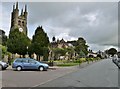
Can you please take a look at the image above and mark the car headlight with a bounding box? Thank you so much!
[45,64,49,67]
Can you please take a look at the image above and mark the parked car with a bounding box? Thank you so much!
[112,58,120,69]
[0,61,9,70]
[12,58,49,71]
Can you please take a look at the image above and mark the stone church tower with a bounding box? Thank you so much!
[10,2,28,35]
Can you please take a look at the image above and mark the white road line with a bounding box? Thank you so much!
[28,69,79,89]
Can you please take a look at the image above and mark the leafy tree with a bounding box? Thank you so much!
[0,31,7,46]
[0,45,12,63]
[66,47,75,60]
[0,45,7,59]
[28,43,34,58]
[43,47,49,61]
[108,48,117,56]
[31,26,49,61]
[75,37,89,56]
[53,48,67,60]
[2,35,7,46]
[79,50,85,57]
[7,28,30,57]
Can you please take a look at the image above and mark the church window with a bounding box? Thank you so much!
[22,21,24,26]
[18,20,21,26]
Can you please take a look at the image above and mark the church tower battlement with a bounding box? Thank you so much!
[10,2,28,35]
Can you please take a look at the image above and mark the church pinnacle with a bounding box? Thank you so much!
[21,8,23,16]
[13,3,15,11]
[10,2,28,35]
[25,4,27,12]
[16,2,18,10]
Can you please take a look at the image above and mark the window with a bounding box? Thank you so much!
[22,59,28,63]
[15,59,22,63]
[29,59,36,63]
[22,21,24,26]
[18,20,21,26]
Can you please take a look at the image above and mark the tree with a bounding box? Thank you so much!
[0,45,7,59]
[43,47,49,61]
[75,37,89,56]
[28,43,34,58]
[66,47,75,60]
[52,48,67,60]
[0,30,7,46]
[31,26,49,61]
[108,48,117,57]
[7,28,30,57]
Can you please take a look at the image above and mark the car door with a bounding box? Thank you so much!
[22,59,30,69]
[28,59,38,69]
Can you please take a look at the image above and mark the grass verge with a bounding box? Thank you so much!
[57,63,79,67]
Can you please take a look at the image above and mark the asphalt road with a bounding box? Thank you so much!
[1,58,119,88]
[2,65,78,87]
[37,58,119,87]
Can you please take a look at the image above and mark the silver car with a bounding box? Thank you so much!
[0,61,9,70]
[112,58,120,69]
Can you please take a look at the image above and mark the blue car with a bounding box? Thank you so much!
[12,58,49,71]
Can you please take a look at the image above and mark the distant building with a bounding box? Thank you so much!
[51,37,70,48]
[10,2,28,35]
[87,50,97,57]
[96,50,107,58]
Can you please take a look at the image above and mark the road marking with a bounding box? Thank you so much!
[28,68,79,89]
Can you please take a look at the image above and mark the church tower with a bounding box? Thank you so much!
[10,2,28,35]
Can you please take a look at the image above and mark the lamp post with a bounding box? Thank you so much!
[26,46,28,57]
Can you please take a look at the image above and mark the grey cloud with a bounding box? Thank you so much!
[1,2,118,51]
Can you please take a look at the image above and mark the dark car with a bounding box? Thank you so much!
[12,58,49,71]
[112,58,120,69]
[0,61,9,70]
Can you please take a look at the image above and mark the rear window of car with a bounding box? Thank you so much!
[15,59,22,63]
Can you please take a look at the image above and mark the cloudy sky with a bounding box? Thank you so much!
[0,0,119,52]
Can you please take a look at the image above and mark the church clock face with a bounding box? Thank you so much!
[19,28,23,32]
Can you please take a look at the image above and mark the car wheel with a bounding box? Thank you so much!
[39,66,44,71]
[16,66,22,71]
[0,65,2,71]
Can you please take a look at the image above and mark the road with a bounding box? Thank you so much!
[37,58,119,87]
[2,65,78,87]
[1,58,119,88]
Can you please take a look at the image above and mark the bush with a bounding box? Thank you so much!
[57,63,79,67]
[74,58,86,63]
